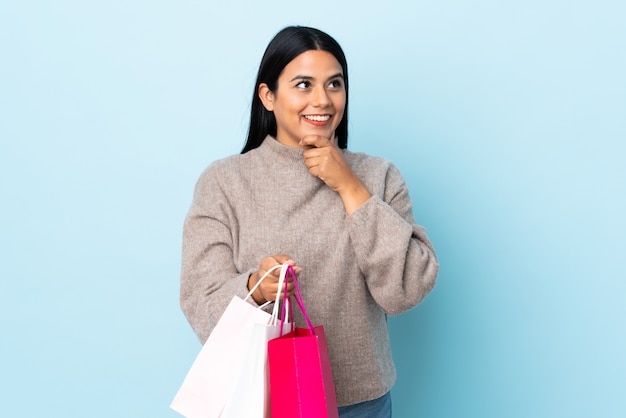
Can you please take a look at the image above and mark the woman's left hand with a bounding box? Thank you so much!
[300,134,372,215]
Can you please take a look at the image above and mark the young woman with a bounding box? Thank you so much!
[180,26,439,417]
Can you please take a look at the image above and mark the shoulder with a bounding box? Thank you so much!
[193,152,250,194]
[343,149,409,200]
[198,153,239,179]
[343,149,403,180]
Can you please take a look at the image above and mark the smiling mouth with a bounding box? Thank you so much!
[303,114,331,122]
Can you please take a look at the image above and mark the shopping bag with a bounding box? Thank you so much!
[268,266,339,418]
[170,264,292,418]
[221,265,293,418]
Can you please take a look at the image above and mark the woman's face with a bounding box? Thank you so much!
[259,50,346,148]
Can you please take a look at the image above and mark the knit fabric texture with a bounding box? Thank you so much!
[180,136,439,406]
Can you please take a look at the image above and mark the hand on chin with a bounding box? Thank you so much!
[300,129,335,146]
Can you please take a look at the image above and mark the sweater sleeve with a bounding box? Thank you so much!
[346,163,439,315]
[179,165,258,343]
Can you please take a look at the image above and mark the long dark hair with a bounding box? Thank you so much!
[241,26,349,153]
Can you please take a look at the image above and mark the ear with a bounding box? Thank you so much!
[258,83,275,111]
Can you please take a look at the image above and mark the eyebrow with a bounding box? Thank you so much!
[289,72,344,82]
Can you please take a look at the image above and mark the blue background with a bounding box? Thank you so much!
[1,1,624,417]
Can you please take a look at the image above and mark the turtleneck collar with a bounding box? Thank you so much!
[261,135,306,162]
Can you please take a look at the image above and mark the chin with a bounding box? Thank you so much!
[305,128,335,139]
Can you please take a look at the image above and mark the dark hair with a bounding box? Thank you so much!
[241,26,349,153]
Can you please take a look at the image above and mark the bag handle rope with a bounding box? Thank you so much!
[244,263,291,325]
[279,265,315,336]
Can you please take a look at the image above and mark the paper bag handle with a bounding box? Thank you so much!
[244,264,281,302]
[244,263,293,325]
[270,264,292,325]
[279,265,315,335]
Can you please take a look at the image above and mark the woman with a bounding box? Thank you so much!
[180,26,438,417]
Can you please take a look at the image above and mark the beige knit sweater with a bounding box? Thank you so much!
[180,136,438,406]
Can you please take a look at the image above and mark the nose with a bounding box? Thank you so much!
[312,86,331,108]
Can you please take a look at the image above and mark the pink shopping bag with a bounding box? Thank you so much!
[267,266,339,418]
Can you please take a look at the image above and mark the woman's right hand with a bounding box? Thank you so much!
[247,254,300,305]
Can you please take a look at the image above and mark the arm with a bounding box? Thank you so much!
[180,166,298,343]
[347,163,439,315]
[300,135,438,313]
[179,167,252,343]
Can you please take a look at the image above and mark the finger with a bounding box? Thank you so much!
[272,254,296,264]
[260,255,288,274]
[302,149,327,173]
[299,135,333,149]
[271,255,299,274]
[303,151,332,179]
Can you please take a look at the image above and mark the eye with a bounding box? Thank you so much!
[295,80,311,89]
[328,79,343,89]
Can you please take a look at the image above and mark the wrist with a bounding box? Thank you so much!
[247,272,267,305]
[338,177,371,215]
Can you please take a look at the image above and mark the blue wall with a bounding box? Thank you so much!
[1,1,624,417]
